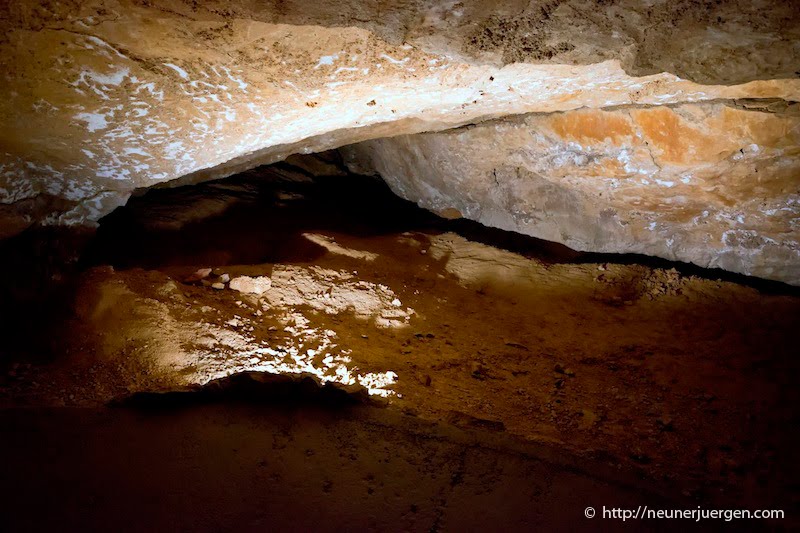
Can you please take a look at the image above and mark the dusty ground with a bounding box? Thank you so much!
[1,402,686,532]
[1,165,798,529]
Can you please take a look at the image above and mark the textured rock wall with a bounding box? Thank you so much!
[0,0,798,281]
[343,103,800,284]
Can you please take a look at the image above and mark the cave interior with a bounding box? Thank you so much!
[1,0,799,530]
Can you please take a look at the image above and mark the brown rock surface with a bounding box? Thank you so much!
[343,103,800,283]
[1,0,798,281]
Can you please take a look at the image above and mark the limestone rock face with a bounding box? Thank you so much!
[343,103,800,284]
[1,0,799,281]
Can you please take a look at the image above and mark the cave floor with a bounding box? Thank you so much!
[1,166,798,530]
[1,403,681,532]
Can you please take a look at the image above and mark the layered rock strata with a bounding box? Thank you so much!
[1,0,798,281]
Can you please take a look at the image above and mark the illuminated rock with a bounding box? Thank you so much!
[1,0,798,280]
[229,276,272,295]
[343,102,800,284]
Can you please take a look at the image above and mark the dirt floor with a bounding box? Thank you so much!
[1,400,688,532]
[1,162,798,530]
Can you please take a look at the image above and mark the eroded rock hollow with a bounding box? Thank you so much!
[3,2,800,529]
[1,0,799,280]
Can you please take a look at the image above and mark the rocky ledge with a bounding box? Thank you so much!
[1,0,798,282]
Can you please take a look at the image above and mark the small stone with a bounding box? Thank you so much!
[391,298,402,307]
[229,275,272,295]
[219,273,230,283]
[211,282,225,290]
[185,267,212,282]
[505,341,529,350]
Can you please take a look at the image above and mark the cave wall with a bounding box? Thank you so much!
[1,0,798,281]
[342,103,800,283]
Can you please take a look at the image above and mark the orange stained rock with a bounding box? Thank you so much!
[715,106,800,150]
[547,109,634,145]
[630,107,725,165]
[629,106,800,166]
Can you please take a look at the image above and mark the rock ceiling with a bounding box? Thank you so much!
[1,0,798,282]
